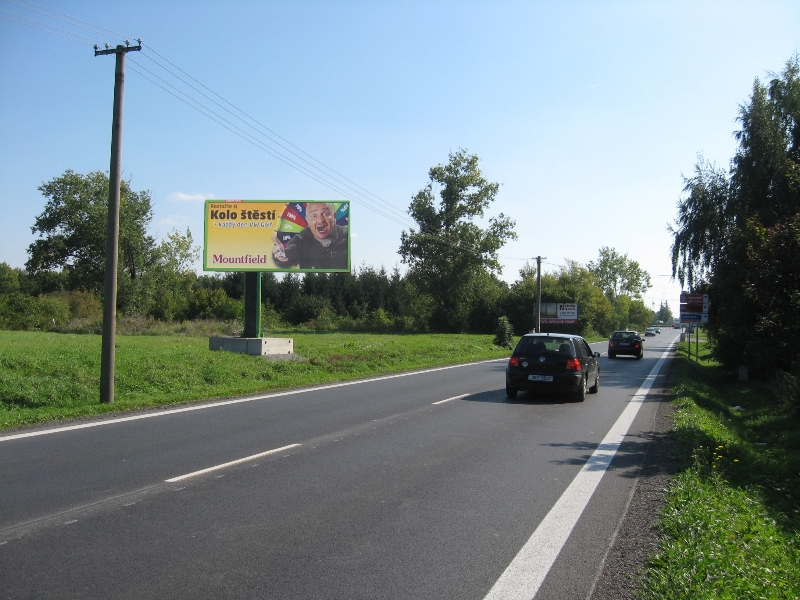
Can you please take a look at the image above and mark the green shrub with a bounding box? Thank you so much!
[493,315,515,348]
[48,290,102,320]
[0,292,70,330]
[186,288,242,321]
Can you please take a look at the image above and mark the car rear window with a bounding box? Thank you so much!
[612,331,636,339]
[514,337,575,356]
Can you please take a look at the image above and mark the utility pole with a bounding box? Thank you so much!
[534,255,546,333]
[95,40,141,404]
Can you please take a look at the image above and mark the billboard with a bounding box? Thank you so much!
[540,302,578,325]
[204,200,350,272]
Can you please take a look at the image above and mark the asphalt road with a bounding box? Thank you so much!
[0,332,680,599]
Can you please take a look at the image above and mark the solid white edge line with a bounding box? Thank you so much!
[432,394,468,405]
[165,443,301,482]
[0,358,508,443]
[482,343,676,600]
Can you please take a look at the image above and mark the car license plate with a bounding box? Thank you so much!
[620,342,630,346]
[528,375,553,382]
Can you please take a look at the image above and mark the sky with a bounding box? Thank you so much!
[1,0,799,315]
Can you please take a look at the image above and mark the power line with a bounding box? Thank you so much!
[134,50,414,226]
[3,1,414,227]
[4,0,131,40]
[0,8,105,43]
[3,2,525,272]
[125,62,410,228]
[141,46,414,225]
[0,12,90,45]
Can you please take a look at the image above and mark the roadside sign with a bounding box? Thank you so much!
[680,293,709,304]
[540,302,578,325]
[682,303,709,314]
[680,312,709,323]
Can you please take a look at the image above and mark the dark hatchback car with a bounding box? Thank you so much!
[505,333,601,401]
[608,330,644,359]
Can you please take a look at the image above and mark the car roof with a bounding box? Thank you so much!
[520,333,582,339]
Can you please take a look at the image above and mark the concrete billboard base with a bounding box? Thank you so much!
[209,336,294,356]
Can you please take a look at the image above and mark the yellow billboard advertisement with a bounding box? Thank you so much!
[204,200,350,272]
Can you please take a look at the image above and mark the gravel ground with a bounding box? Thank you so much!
[588,368,680,600]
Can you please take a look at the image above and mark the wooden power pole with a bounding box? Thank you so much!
[535,255,546,333]
[95,41,141,404]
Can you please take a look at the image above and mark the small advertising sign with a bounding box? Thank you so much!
[204,200,350,272]
[540,302,578,324]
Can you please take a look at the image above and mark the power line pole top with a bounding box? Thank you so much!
[94,40,142,56]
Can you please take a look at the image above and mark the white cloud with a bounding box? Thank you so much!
[168,191,215,202]
[158,216,191,227]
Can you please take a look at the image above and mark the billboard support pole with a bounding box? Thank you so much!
[695,324,699,365]
[243,272,262,337]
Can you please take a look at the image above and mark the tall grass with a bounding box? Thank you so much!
[0,330,510,429]
[641,341,800,598]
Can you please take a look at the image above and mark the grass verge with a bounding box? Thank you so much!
[640,341,800,599]
[0,330,510,430]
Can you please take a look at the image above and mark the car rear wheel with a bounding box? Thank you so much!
[506,385,518,399]
[637,350,643,360]
[609,352,616,359]
[574,376,586,402]
[589,371,599,394]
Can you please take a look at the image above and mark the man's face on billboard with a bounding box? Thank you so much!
[307,203,335,241]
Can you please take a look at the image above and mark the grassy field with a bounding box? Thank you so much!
[641,341,800,599]
[0,330,511,429]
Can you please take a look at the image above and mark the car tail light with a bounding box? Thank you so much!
[634,342,640,348]
[565,358,581,370]
[508,356,519,367]
[609,341,615,348]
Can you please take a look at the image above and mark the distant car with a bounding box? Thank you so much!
[608,330,644,359]
[505,333,600,401]
[655,327,661,334]
[645,327,657,337]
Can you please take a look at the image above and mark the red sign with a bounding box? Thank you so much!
[682,303,708,313]
[680,293,708,304]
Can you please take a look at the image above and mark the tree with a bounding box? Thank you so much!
[26,170,155,292]
[139,229,200,320]
[0,262,20,295]
[655,300,674,323]
[669,157,731,290]
[399,149,516,331]
[587,247,651,302]
[671,55,800,372]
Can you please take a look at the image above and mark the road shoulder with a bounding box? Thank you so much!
[589,369,679,599]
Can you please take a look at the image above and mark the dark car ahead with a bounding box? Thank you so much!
[505,333,600,401]
[608,330,643,359]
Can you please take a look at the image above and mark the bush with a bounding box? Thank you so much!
[287,294,334,325]
[775,369,800,416]
[48,290,102,319]
[0,292,70,331]
[186,288,242,321]
[493,315,515,348]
